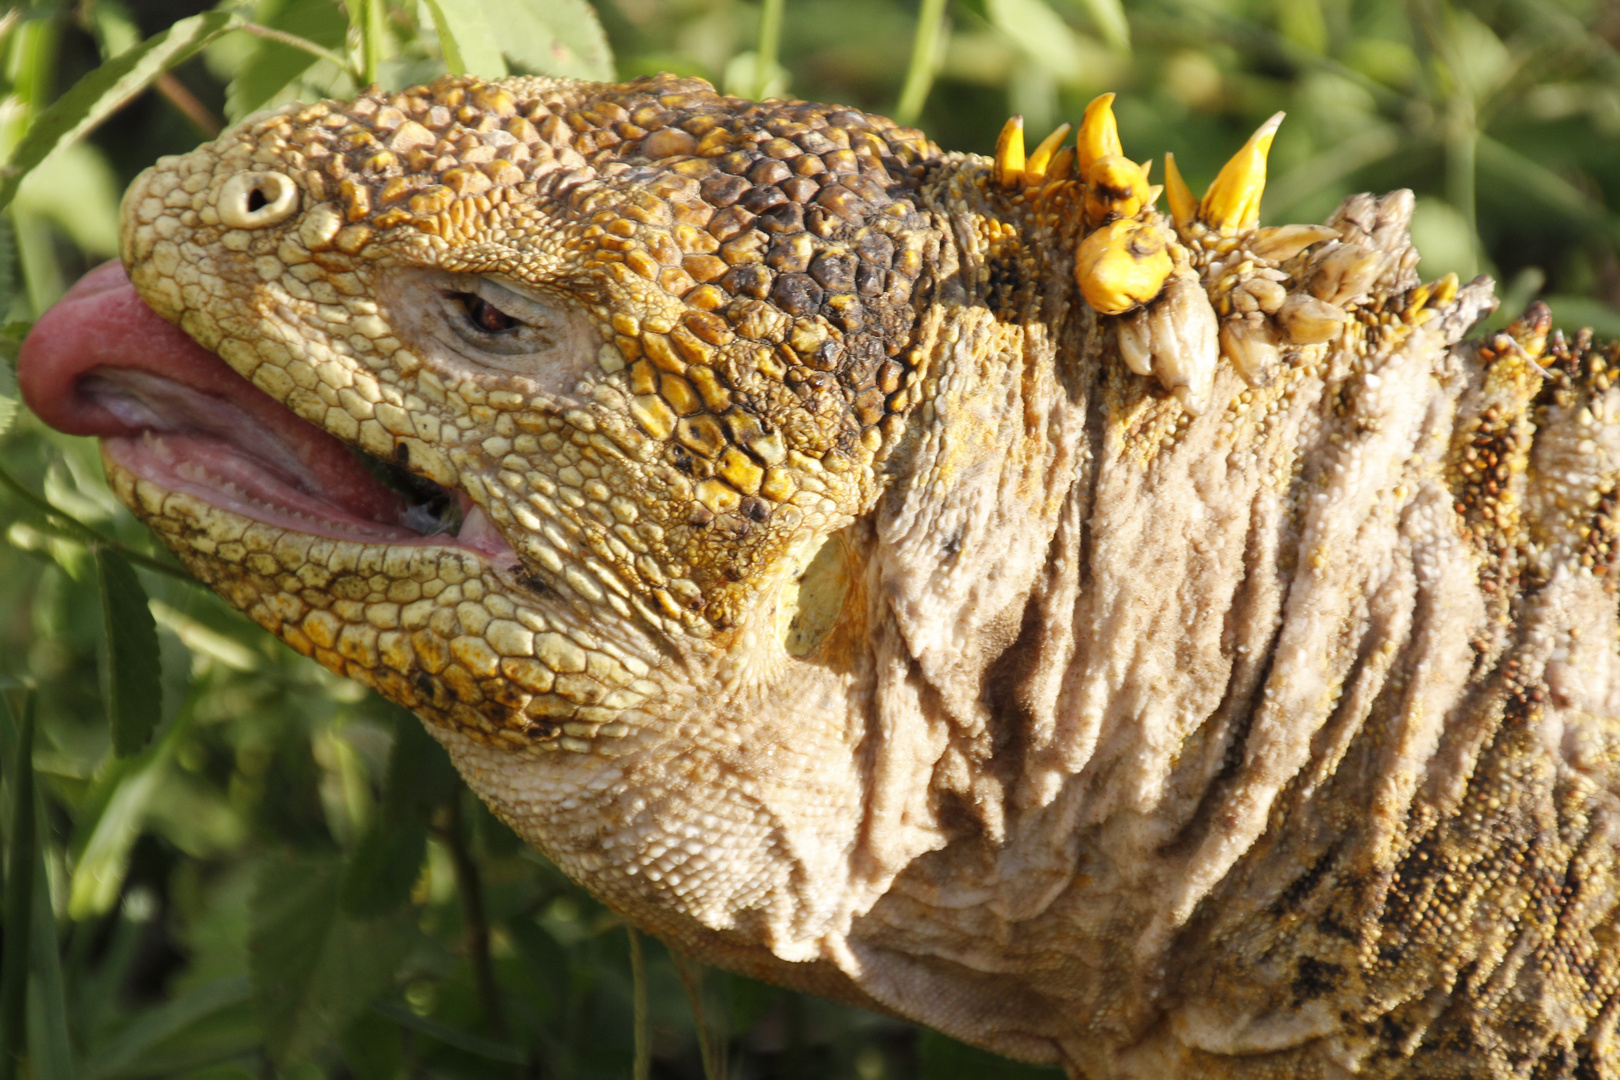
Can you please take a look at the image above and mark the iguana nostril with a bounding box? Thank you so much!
[217,171,298,229]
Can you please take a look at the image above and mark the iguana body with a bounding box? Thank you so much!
[19,74,1620,1077]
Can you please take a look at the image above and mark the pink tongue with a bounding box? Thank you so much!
[18,261,404,522]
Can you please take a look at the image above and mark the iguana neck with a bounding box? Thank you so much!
[428,151,1100,978]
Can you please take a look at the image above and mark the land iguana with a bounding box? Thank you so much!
[18,74,1620,1078]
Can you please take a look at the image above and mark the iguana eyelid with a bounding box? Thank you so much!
[376,267,597,393]
[437,275,561,357]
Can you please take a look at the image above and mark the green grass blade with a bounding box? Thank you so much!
[0,11,243,212]
[26,862,73,1080]
[896,0,948,124]
[96,548,163,758]
[339,0,382,86]
[0,691,36,1080]
[1476,134,1620,249]
[67,745,167,919]
[359,0,385,86]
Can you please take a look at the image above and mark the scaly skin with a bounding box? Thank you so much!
[54,73,1620,1075]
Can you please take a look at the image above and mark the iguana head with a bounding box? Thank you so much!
[27,76,946,728]
[22,71,991,971]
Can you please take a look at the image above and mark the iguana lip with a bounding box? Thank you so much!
[19,261,513,557]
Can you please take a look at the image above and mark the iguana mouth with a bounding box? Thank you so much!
[18,260,513,559]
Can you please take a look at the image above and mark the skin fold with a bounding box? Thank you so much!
[18,74,1620,1078]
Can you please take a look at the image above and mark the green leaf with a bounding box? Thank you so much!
[1070,0,1129,54]
[0,11,243,212]
[1477,135,1620,249]
[340,712,457,917]
[250,857,414,1066]
[337,1009,403,1080]
[81,977,251,1080]
[896,0,949,124]
[67,741,171,918]
[481,0,613,81]
[420,0,507,78]
[86,0,144,60]
[96,547,164,757]
[15,140,123,258]
[722,52,789,101]
[66,689,192,922]
[226,0,349,120]
[986,0,1083,78]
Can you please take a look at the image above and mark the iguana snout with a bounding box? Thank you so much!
[20,261,468,543]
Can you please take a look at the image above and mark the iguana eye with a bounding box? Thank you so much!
[451,292,521,335]
[435,277,562,356]
[384,268,598,387]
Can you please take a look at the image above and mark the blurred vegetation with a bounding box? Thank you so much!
[6,0,1620,1077]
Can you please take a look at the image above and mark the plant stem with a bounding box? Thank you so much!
[0,462,199,583]
[240,21,361,80]
[896,0,948,125]
[154,73,221,136]
[356,0,385,86]
[754,0,785,100]
[673,951,725,1080]
[442,794,509,1040]
[628,927,650,1080]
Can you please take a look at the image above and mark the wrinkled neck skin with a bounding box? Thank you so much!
[439,158,1620,1077]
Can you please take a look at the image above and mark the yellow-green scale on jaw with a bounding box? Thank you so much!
[53,67,1620,1078]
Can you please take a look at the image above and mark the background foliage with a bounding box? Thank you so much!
[5,0,1620,1077]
